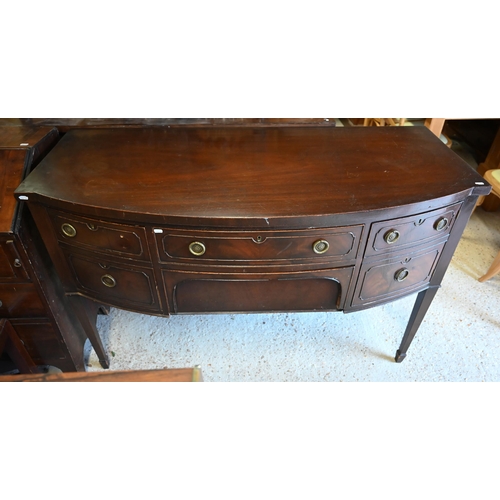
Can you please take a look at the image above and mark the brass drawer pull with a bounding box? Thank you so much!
[394,268,410,282]
[384,229,400,244]
[87,223,98,231]
[101,274,117,288]
[61,223,77,238]
[434,217,449,231]
[189,241,206,256]
[313,239,329,254]
[13,259,22,268]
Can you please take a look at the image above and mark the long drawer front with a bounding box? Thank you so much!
[163,267,354,313]
[155,226,363,264]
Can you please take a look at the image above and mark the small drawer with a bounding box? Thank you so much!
[155,226,363,264]
[0,283,46,318]
[66,253,161,313]
[365,203,461,256]
[352,242,445,307]
[0,240,29,280]
[47,210,150,261]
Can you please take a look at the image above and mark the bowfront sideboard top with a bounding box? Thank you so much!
[15,126,491,367]
[16,126,488,225]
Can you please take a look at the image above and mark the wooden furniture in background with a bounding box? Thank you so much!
[477,127,500,212]
[478,168,500,282]
[16,126,490,364]
[363,118,406,127]
[425,118,446,138]
[0,366,202,382]
[0,127,99,372]
[0,318,40,374]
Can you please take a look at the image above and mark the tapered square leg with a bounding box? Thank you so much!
[395,287,439,363]
[70,296,110,369]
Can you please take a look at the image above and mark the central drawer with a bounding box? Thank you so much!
[155,225,363,264]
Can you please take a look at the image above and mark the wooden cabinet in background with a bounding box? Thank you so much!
[0,127,98,372]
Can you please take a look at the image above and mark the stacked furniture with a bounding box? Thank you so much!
[0,127,100,372]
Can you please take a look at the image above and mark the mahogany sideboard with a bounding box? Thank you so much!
[15,126,491,367]
[0,127,102,372]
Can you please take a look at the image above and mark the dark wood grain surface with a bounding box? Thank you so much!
[0,127,57,150]
[16,126,489,227]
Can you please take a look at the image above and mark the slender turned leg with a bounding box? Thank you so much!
[395,287,439,363]
[70,296,110,369]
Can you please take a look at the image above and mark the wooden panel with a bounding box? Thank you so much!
[10,320,68,366]
[0,149,27,233]
[0,318,40,374]
[158,226,362,263]
[170,267,354,313]
[66,253,160,312]
[0,127,58,151]
[48,210,150,260]
[0,367,202,382]
[20,118,337,131]
[0,283,45,317]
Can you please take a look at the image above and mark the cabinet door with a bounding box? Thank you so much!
[163,267,354,313]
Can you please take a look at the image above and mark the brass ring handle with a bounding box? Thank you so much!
[394,268,410,282]
[434,217,449,231]
[101,274,116,288]
[313,240,329,254]
[61,223,77,238]
[189,241,206,256]
[384,229,400,244]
